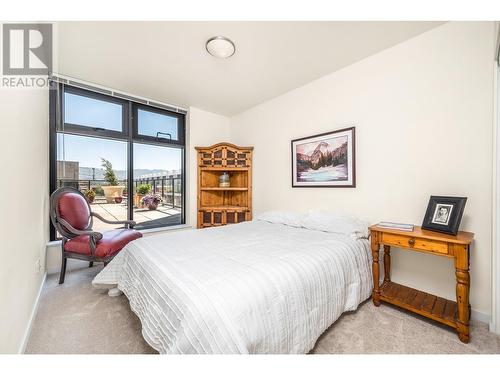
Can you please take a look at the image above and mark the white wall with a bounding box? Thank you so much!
[0,88,49,353]
[187,107,231,226]
[494,32,500,333]
[230,22,496,318]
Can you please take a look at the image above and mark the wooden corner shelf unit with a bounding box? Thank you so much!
[196,143,253,228]
[369,225,474,343]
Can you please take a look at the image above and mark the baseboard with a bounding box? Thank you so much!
[46,258,89,275]
[490,321,496,333]
[18,272,46,354]
[471,308,490,325]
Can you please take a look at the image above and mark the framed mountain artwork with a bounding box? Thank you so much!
[291,127,355,187]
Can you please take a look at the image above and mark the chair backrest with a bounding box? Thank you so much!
[50,187,93,239]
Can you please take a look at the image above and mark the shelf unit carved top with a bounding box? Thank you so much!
[196,143,253,169]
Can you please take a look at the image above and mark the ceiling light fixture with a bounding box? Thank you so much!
[206,36,236,59]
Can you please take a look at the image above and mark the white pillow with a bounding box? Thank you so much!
[301,211,369,239]
[255,210,305,228]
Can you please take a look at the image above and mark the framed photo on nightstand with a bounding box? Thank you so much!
[421,196,467,235]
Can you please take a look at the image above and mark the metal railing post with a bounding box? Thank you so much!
[171,177,175,208]
[161,177,165,203]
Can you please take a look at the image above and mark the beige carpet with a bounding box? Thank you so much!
[26,266,500,354]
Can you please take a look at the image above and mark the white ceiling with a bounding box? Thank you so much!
[56,21,444,116]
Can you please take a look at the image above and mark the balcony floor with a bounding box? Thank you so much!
[90,198,182,231]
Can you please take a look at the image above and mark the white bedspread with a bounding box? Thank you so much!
[92,220,372,354]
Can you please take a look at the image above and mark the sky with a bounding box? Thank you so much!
[65,92,122,132]
[59,92,182,172]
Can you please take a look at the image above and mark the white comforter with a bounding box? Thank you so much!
[92,220,372,354]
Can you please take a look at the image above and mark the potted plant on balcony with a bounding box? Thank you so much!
[116,188,128,204]
[84,189,96,203]
[94,185,104,197]
[134,184,152,208]
[100,158,125,203]
[141,193,162,210]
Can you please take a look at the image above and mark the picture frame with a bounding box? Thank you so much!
[421,196,467,235]
[291,127,355,187]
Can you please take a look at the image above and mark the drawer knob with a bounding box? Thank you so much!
[408,238,416,246]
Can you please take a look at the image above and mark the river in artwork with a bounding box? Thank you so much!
[297,164,348,182]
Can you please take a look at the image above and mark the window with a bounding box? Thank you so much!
[50,82,186,239]
[62,86,127,134]
[135,106,182,142]
[64,91,124,132]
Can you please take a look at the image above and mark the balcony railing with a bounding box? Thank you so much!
[134,175,182,209]
[57,175,182,209]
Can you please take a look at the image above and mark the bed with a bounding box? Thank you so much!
[92,212,373,354]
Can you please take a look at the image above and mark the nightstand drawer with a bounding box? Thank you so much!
[381,232,448,255]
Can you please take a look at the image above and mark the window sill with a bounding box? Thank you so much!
[139,224,191,235]
[46,224,192,246]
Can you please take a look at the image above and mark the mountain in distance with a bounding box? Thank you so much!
[296,141,347,172]
[309,141,330,167]
[78,167,177,181]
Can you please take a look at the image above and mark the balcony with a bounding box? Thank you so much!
[57,175,182,232]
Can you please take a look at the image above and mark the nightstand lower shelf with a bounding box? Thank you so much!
[379,281,457,328]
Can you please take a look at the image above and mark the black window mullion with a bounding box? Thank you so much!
[58,124,129,141]
[127,102,134,222]
[49,81,58,241]
[181,144,186,224]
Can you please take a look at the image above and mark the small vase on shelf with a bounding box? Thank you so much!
[219,172,230,188]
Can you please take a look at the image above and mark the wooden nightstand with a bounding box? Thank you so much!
[369,225,474,343]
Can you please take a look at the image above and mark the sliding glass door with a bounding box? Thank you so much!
[132,143,183,230]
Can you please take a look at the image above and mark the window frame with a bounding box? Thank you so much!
[49,82,186,240]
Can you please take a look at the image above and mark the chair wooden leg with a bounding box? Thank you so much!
[89,261,93,268]
[59,256,67,284]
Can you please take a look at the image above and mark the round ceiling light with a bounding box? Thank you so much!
[206,36,236,58]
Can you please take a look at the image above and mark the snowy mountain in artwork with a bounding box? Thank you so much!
[296,136,348,182]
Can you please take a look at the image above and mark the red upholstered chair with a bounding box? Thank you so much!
[49,187,142,284]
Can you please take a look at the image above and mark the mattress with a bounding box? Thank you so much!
[92,220,373,353]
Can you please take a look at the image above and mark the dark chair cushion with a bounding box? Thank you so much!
[64,229,142,258]
[58,192,91,230]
